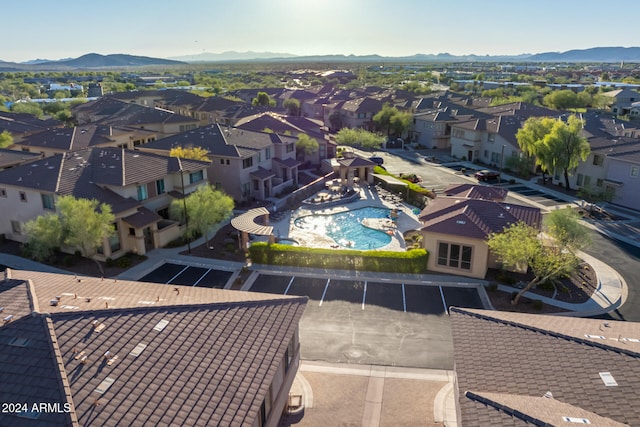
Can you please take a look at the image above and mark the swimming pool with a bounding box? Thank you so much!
[293,207,392,250]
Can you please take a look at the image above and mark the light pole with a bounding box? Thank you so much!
[179,168,191,254]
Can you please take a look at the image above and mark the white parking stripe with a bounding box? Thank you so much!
[439,286,448,315]
[318,278,330,306]
[402,283,407,313]
[284,276,295,295]
[166,265,190,284]
[362,281,367,310]
[192,269,211,287]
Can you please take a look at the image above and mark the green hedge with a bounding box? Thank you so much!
[249,242,428,274]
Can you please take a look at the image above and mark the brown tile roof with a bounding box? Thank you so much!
[1,270,307,427]
[419,198,542,239]
[442,184,508,201]
[122,207,162,228]
[0,111,62,135]
[0,147,208,214]
[451,308,640,426]
[0,147,41,169]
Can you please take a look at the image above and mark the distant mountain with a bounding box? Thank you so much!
[39,53,185,68]
[169,51,298,62]
[3,47,640,69]
[527,47,640,62]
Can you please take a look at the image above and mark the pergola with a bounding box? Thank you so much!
[230,207,274,251]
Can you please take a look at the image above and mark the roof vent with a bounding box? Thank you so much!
[91,320,106,332]
[153,319,169,332]
[562,417,591,424]
[3,315,13,323]
[130,343,147,357]
[456,220,466,224]
[50,299,59,306]
[95,377,115,394]
[599,372,618,387]
[8,337,30,347]
[543,391,553,399]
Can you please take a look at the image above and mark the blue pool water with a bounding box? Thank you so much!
[294,207,392,250]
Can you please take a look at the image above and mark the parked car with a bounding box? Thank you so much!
[369,156,384,165]
[474,170,500,181]
[400,173,422,183]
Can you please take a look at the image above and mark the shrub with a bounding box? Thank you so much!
[486,283,499,292]
[117,257,131,268]
[105,257,115,268]
[248,243,428,274]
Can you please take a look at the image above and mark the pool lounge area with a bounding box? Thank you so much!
[265,184,423,252]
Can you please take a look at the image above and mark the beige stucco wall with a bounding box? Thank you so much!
[422,231,489,279]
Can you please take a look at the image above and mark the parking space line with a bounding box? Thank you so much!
[439,286,448,315]
[192,269,211,287]
[284,276,295,295]
[166,266,190,284]
[318,278,330,306]
[402,283,407,313]
[362,281,367,310]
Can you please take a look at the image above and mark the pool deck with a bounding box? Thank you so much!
[267,185,423,251]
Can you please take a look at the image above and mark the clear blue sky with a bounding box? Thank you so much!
[3,0,638,62]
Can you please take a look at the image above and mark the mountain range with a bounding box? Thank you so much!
[1,47,639,70]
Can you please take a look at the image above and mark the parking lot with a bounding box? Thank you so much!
[248,273,486,369]
[139,262,234,289]
[136,258,487,370]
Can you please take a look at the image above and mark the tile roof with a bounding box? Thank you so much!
[0,269,307,427]
[122,207,162,228]
[140,124,297,159]
[0,147,208,214]
[0,111,62,135]
[0,147,41,169]
[16,124,148,152]
[451,308,640,426]
[419,197,541,239]
[442,184,508,201]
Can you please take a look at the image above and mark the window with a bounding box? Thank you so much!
[258,152,261,162]
[596,178,604,187]
[286,143,294,153]
[483,150,488,158]
[576,174,584,186]
[265,147,271,160]
[242,157,254,169]
[220,158,224,165]
[19,192,27,202]
[593,154,604,166]
[189,170,204,184]
[226,159,230,165]
[11,220,21,235]
[487,133,495,142]
[0,188,6,197]
[437,242,472,270]
[41,194,55,210]
[155,179,165,195]
[136,185,148,201]
[631,166,639,178]
[242,182,250,198]
[583,175,591,187]
[108,223,121,253]
[253,179,259,191]
[452,129,465,138]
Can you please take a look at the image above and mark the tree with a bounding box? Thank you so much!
[169,146,211,162]
[372,104,396,136]
[296,133,318,160]
[389,110,412,138]
[11,102,43,118]
[283,98,300,116]
[544,207,591,253]
[0,130,13,148]
[516,117,557,182]
[57,196,115,274]
[334,128,385,150]
[252,91,276,107]
[545,115,591,190]
[488,221,579,305]
[24,213,62,262]
[169,185,234,247]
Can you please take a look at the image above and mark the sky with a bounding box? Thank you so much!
[2,0,639,62]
